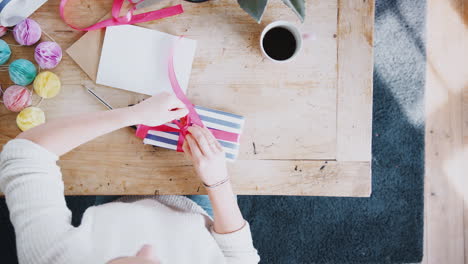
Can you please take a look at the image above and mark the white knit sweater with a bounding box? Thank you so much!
[0,139,260,264]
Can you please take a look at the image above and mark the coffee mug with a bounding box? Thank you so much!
[260,21,302,63]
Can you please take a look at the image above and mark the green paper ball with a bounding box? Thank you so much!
[0,39,11,65]
[9,59,37,86]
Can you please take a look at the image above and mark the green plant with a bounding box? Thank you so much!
[237,0,305,23]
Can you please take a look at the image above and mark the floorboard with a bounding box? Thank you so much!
[425,0,467,263]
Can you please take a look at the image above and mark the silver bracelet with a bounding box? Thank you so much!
[203,177,230,189]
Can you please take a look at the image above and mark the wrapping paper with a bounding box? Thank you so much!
[142,106,244,161]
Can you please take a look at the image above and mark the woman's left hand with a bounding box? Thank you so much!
[183,125,228,186]
[129,92,188,126]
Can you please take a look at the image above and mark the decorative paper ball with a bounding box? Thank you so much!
[33,71,61,98]
[0,39,11,65]
[0,26,7,37]
[3,85,32,112]
[34,41,62,69]
[13,18,42,46]
[16,107,45,132]
[9,59,37,86]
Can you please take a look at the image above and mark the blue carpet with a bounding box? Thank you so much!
[0,0,425,263]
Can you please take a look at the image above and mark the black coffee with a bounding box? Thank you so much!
[262,27,297,61]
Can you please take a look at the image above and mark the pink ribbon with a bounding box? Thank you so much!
[60,0,183,31]
[136,38,240,152]
[136,121,239,152]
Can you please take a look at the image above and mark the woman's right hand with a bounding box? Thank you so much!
[182,125,228,186]
[129,92,188,126]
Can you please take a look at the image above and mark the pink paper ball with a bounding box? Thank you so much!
[3,85,32,112]
[35,41,62,69]
[13,19,42,46]
[0,26,7,37]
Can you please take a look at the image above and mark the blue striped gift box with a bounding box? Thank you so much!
[143,106,245,161]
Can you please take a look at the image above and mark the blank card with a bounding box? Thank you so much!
[96,25,197,95]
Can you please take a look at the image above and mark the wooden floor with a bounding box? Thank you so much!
[423,0,467,263]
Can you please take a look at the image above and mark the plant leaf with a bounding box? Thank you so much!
[282,0,306,22]
[237,0,269,23]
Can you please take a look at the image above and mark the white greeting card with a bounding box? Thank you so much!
[97,25,197,95]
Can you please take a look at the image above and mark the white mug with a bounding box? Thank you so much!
[260,21,303,63]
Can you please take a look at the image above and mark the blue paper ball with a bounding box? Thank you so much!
[0,39,11,65]
[9,59,37,86]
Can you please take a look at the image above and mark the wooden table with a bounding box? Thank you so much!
[0,0,374,196]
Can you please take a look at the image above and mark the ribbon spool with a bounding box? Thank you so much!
[60,0,183,31]
[13,18,42,46]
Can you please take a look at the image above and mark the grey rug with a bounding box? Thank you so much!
[238,0,426,263]
[0,0,425,263]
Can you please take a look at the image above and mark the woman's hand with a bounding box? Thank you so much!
[183,126,246,235]
[129,92,188,126]
[182,125,228,186]
[15,92,188,157]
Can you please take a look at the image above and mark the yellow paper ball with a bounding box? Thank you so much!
[33,71,61,98]
[16,107,45,131]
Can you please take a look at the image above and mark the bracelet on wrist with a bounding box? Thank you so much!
[203,176,230,189]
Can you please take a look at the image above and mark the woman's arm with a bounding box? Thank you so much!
[183,126,260,263]
[17,92,187,156]
[0,93,188,264]
[0,139,91,264]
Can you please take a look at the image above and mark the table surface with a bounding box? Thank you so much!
[0,0,374,196]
